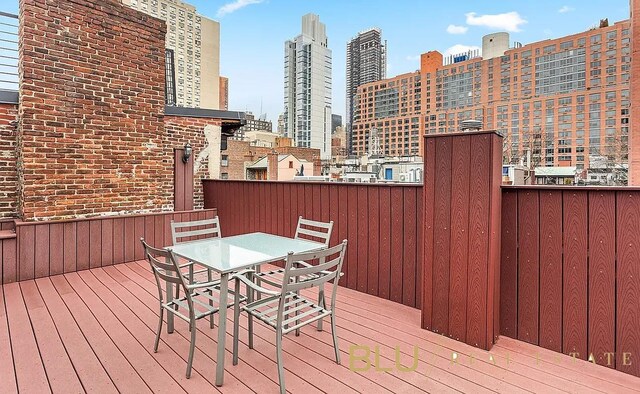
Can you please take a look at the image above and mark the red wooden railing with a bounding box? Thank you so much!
[204,179,640,377]
[500,186,640,377]
[1,209,216,284]
[203,180,424,308]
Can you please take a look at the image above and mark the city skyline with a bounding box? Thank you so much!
[3,1,630,124]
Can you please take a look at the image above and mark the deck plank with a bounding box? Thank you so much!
[62,272,186,394]
[3,282,51,393]
[35,277,118,394]
[48,275,152,394]
[0,285,18,393]
[19,280,84,394]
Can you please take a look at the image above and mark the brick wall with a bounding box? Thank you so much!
[223,139,320,180]
[18,0,168,220]
[0,103,18,218]
[165,115,221,209]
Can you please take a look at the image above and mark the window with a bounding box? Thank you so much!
[165,49,177,105]
[221,155,229,167]
[221,173,229,180]
[289,161,294,168]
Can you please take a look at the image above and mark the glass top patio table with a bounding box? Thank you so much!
[168,232,326,274]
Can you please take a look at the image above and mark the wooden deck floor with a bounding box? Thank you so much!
[1,261,639,394]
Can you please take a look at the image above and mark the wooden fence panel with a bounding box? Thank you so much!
[448,135,470,341]
[538,190,563,352]
[616,191,640,377]
[500,190,518,339]
[500,186,640,377]
[562,191,588,359]
[1,209,216,285]
[517,190,539,345]
[588,191,616,367]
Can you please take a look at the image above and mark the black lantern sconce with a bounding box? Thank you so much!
[182,142,192,163]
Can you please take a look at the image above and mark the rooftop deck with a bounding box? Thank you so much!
[2,260,639,393]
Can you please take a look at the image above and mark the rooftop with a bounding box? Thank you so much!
[3,261,638,393]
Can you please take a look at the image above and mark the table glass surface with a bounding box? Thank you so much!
[167,232,325,274]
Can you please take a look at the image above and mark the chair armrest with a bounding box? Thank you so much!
[232,271,280,296]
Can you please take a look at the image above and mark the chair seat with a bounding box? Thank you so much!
[163,282,245,322]
[255,264,344,288]
[242,292,331,335]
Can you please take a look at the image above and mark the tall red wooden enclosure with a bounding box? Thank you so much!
[422,131,502,350]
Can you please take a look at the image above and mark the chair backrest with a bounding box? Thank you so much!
[281,240,348,299]
[141,238,190,304]
[171,216,221,245]
[294,216,333,246]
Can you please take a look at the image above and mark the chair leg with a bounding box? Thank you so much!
[186,317,197,378]
[154,306,164,353]
[330,313,340,365]
[233,279,241,366]
[294,291,300,336]
[317,285,325,331]
[276,331,286,394]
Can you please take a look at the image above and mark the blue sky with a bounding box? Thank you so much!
[5,1,630,124]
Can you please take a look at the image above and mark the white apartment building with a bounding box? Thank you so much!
[284,14,332,159]
[123,0,220,109]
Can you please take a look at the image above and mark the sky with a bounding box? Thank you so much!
[5,1,631,125]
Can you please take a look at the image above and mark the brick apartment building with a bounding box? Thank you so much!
[353,21,631,171]
[221,137,319,180]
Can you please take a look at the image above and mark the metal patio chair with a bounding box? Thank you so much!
[231,240,348,394]
[171,217,222,321]
[253,216,334,331]
[140,238,225,378]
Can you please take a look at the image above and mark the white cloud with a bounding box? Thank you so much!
[558,5,574,13]
[447,24,468,34]
[443,44,481,57]
[465,11,527,32]
[217,0,264,18]
[543,28,553,36]
[406,55,420,61]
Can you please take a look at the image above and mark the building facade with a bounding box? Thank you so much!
[346,28,387,154]
[353,21,631,171]
[219,76,229,110]
[123,0,220,109]
[352,71,425,156]
[284,14,332,159]
[235,112,273,138]
[331,113,342,133]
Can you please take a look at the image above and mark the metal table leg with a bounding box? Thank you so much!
[166,280,174,334]
[215,272,229,386]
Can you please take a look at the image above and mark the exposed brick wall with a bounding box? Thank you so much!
[222,139,320,180]
[0,103,18,218]
[18,0,168,220]
[164,116,221,209]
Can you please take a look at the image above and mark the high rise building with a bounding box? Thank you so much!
[331,114,342,133]
[353,21,631,171]
[346,28,387,154]
[219,76,229,110]
[123,0,220,109]
[284,14,332,159]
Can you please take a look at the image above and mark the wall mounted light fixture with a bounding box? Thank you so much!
[182,142,192,163]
